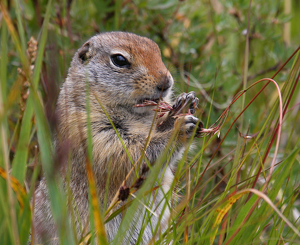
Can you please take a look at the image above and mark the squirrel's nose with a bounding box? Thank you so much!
[156,77,172,92]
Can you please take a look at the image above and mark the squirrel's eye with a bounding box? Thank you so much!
[111,54,130,68]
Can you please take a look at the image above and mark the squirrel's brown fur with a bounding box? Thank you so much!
[33,32,202,244]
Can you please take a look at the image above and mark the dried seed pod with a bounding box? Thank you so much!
[27,36,38,64]
[118,186,130,202]
[132,177,145,189]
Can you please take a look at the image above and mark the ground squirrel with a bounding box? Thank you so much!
[33,32,203,244]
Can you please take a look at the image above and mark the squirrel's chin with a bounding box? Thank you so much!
[132,105,156,115]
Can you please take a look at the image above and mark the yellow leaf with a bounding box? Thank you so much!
[0,166,27,209]
[210,193,244,245]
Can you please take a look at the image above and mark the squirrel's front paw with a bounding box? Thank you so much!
[171,91,199,116]
[175,114,203,138]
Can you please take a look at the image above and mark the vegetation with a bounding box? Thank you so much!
[0,0,300,244]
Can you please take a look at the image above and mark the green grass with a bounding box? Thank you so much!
[1,0,300,244]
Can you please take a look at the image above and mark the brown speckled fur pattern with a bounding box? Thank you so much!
[33,32,201,244]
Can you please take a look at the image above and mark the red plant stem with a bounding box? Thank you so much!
[286,101,300,113]
[191,46,300,198]
[173,46,300,243]
[271,46,300,79]
[186,47,300,233]
[189,89,255,197]
[177,207,186,227]
[282,71,300,117]
[218,213,228,245]
[249,69,300,192]
[225,63,300,244]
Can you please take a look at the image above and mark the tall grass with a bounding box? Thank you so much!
[1,0,300,244]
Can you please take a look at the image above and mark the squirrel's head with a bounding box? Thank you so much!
[67,32,173,113]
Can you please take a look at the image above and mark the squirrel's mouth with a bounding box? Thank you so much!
[137,97,163,104]
[133,97,163,108]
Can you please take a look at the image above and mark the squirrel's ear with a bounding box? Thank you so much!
[78,42,91,64]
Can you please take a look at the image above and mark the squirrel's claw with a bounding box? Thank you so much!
[171,91,199,116]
